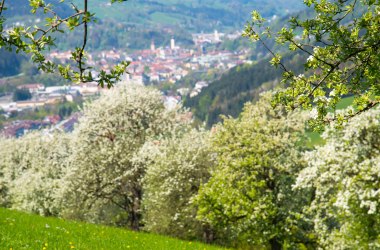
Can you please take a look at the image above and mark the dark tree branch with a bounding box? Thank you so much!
[78,0,88,82]
[0,0,5,16]
[326,100,380,123]
[290,40,335,68]
[257,36,290,74]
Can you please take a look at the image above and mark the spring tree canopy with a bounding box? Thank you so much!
[295,106,380,249]
[0,132,72,216]
[142,128,214,240]
[62,84,188,230]
[195,93,315,249]
[243,0,380,129]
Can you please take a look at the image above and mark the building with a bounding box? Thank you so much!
[17,84,44,94]
[16,100,46,109]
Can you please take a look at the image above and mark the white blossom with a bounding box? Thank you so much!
[309,107,319,119]
[297,106,380,248]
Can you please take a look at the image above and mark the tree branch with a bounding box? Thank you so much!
[0,0,5,16]
[35,11,85,42]
[325,100,380,123]
[290,40,335,68]
[257,36,290,74]
[78,0,88,82]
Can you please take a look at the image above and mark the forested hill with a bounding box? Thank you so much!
[2,0,306,50]
[0,49,26,78]
[3,0,72,21]
[184,52,307,127]
[75,0,305,32]
[3,0,305,32]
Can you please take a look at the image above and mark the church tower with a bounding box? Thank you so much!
[150,39,156,51]
[170,38,176,50]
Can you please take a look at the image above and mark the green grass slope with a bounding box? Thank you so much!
[0,208,225,250]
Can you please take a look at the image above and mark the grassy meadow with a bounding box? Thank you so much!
[0,208,225,250]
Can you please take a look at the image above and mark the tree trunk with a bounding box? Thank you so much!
[203,225,214,243]
[130,210,140,231]
[270,238,282,250]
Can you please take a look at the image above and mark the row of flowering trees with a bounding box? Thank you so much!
[1,85,379,248]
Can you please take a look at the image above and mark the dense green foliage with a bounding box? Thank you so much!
[0,208,224,250]
[244,0,380,127]
[195,93,314,248]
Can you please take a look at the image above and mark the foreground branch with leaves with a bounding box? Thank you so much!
[243,0,380,129]
[0,0,129,87]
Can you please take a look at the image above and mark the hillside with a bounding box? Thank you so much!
[0,208,226,250]
[0,49,26,78]
[1,0,306,51]
[86,0,305,32]
[4,0,305,33]
[184,52,307,127]
[3,0,72,22]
